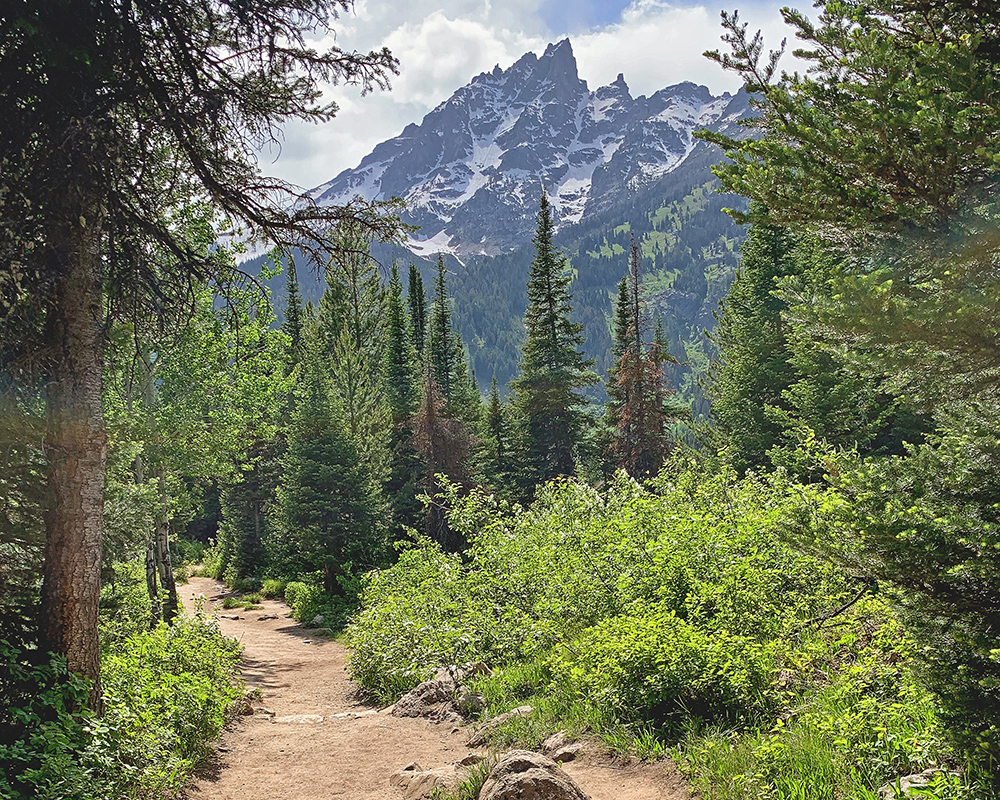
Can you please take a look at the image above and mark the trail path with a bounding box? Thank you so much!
[181,576,691,800]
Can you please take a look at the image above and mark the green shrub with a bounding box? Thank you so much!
[261,578,286,599]
[100,614,243,794]
[550,603,779,733]
[0,605,243,800]
[0,641,103,800]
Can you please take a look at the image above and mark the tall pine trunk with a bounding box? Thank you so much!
[39,195,107,713]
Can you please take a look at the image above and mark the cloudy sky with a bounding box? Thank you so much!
[263,0,799,189]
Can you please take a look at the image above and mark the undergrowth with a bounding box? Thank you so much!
[0,563,244,800]
[343,466,987,797]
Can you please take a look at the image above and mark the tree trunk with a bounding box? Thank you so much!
[155,472,178,623]
[39,197,107,713]
[133,454,161,627]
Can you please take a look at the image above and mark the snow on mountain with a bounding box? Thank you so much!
[308,39,742,260]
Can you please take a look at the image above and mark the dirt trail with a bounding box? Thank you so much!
[181,576,690,800]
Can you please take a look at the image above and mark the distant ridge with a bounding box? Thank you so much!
[306,39,746,260]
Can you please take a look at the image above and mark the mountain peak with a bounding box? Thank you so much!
[307,41,743,259]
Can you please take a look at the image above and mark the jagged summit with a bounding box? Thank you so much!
[308,39,743,259]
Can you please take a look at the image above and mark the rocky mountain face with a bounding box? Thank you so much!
[308,39,747,260]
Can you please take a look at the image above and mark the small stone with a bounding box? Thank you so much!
[253,706,276,716]
[272,714,324,724]
[551,743,583,763]
[257,614,279,621]
[459,754,484,766]
[311,614,324,626]
[455,690,486,716]
[878,770,961,799]
[389,763,463,800]
[541,731,570,754]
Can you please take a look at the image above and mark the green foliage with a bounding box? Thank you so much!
[276,343,387,594]
[511,194,598,487]
[0,643,96,800]
[261,578,287,599]
[550,607,778,735]
[347,467,844,717]
[0,605,242,800]
[676,600,961,799]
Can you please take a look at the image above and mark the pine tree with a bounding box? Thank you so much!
[707,215,798,474]
[411,373,473,551]
[384,264,417,423]
[605,238,675,480]
[408,263,428,361]
[475,375,515,494]
[382,264,423,536]
[318,224,390,479]
[511,194,597,486]
[427,256,457,405]
[278,343,385,595]
[282,258,305,366]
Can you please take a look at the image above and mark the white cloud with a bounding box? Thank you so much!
[265,1,797,190]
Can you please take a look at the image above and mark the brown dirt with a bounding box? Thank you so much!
[180,576,691,800]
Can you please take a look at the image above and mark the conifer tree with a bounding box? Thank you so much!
[512,194,597,486]
[605,238,675,480]
[707,214,798,474]
[278,338,385,595]
[318,223,390,479]
[475,375,515,493]
[408,264,428,361]
[382,264,423,535]
[282,259,305,366]
[411,373,473,551]
[428,256,458,405]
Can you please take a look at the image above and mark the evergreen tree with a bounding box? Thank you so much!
[605,238,675,480]
[318,224,390,479]
[382,264,424,536]
[475,375,516,495]
[428,257,458,405]
[282,258,304,366]
[511,194,597,487]
[707,214,798,474]
[407,263,428,361]
[278,343,385,595]
[384,264,418,422]
[411,373,473,551]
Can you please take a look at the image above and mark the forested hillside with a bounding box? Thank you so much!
[2,1,1000,799]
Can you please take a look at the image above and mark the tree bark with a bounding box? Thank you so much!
[133,453,161,627]
[39,195,107,713]
[155,472,178,622]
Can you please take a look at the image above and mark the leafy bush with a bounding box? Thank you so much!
[261,578,287,598]
[345,463,981,792]
[0,642,101,800]
[101,614,243,791]
[0,606,242,800]
[550,603,779,733]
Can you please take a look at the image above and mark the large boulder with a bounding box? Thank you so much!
[391,676,457,719]
[479,750,589,800]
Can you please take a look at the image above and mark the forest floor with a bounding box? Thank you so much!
[180,576,692,800]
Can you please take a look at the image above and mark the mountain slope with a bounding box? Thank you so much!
[252,39,751,419]
[308,39,745,262]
